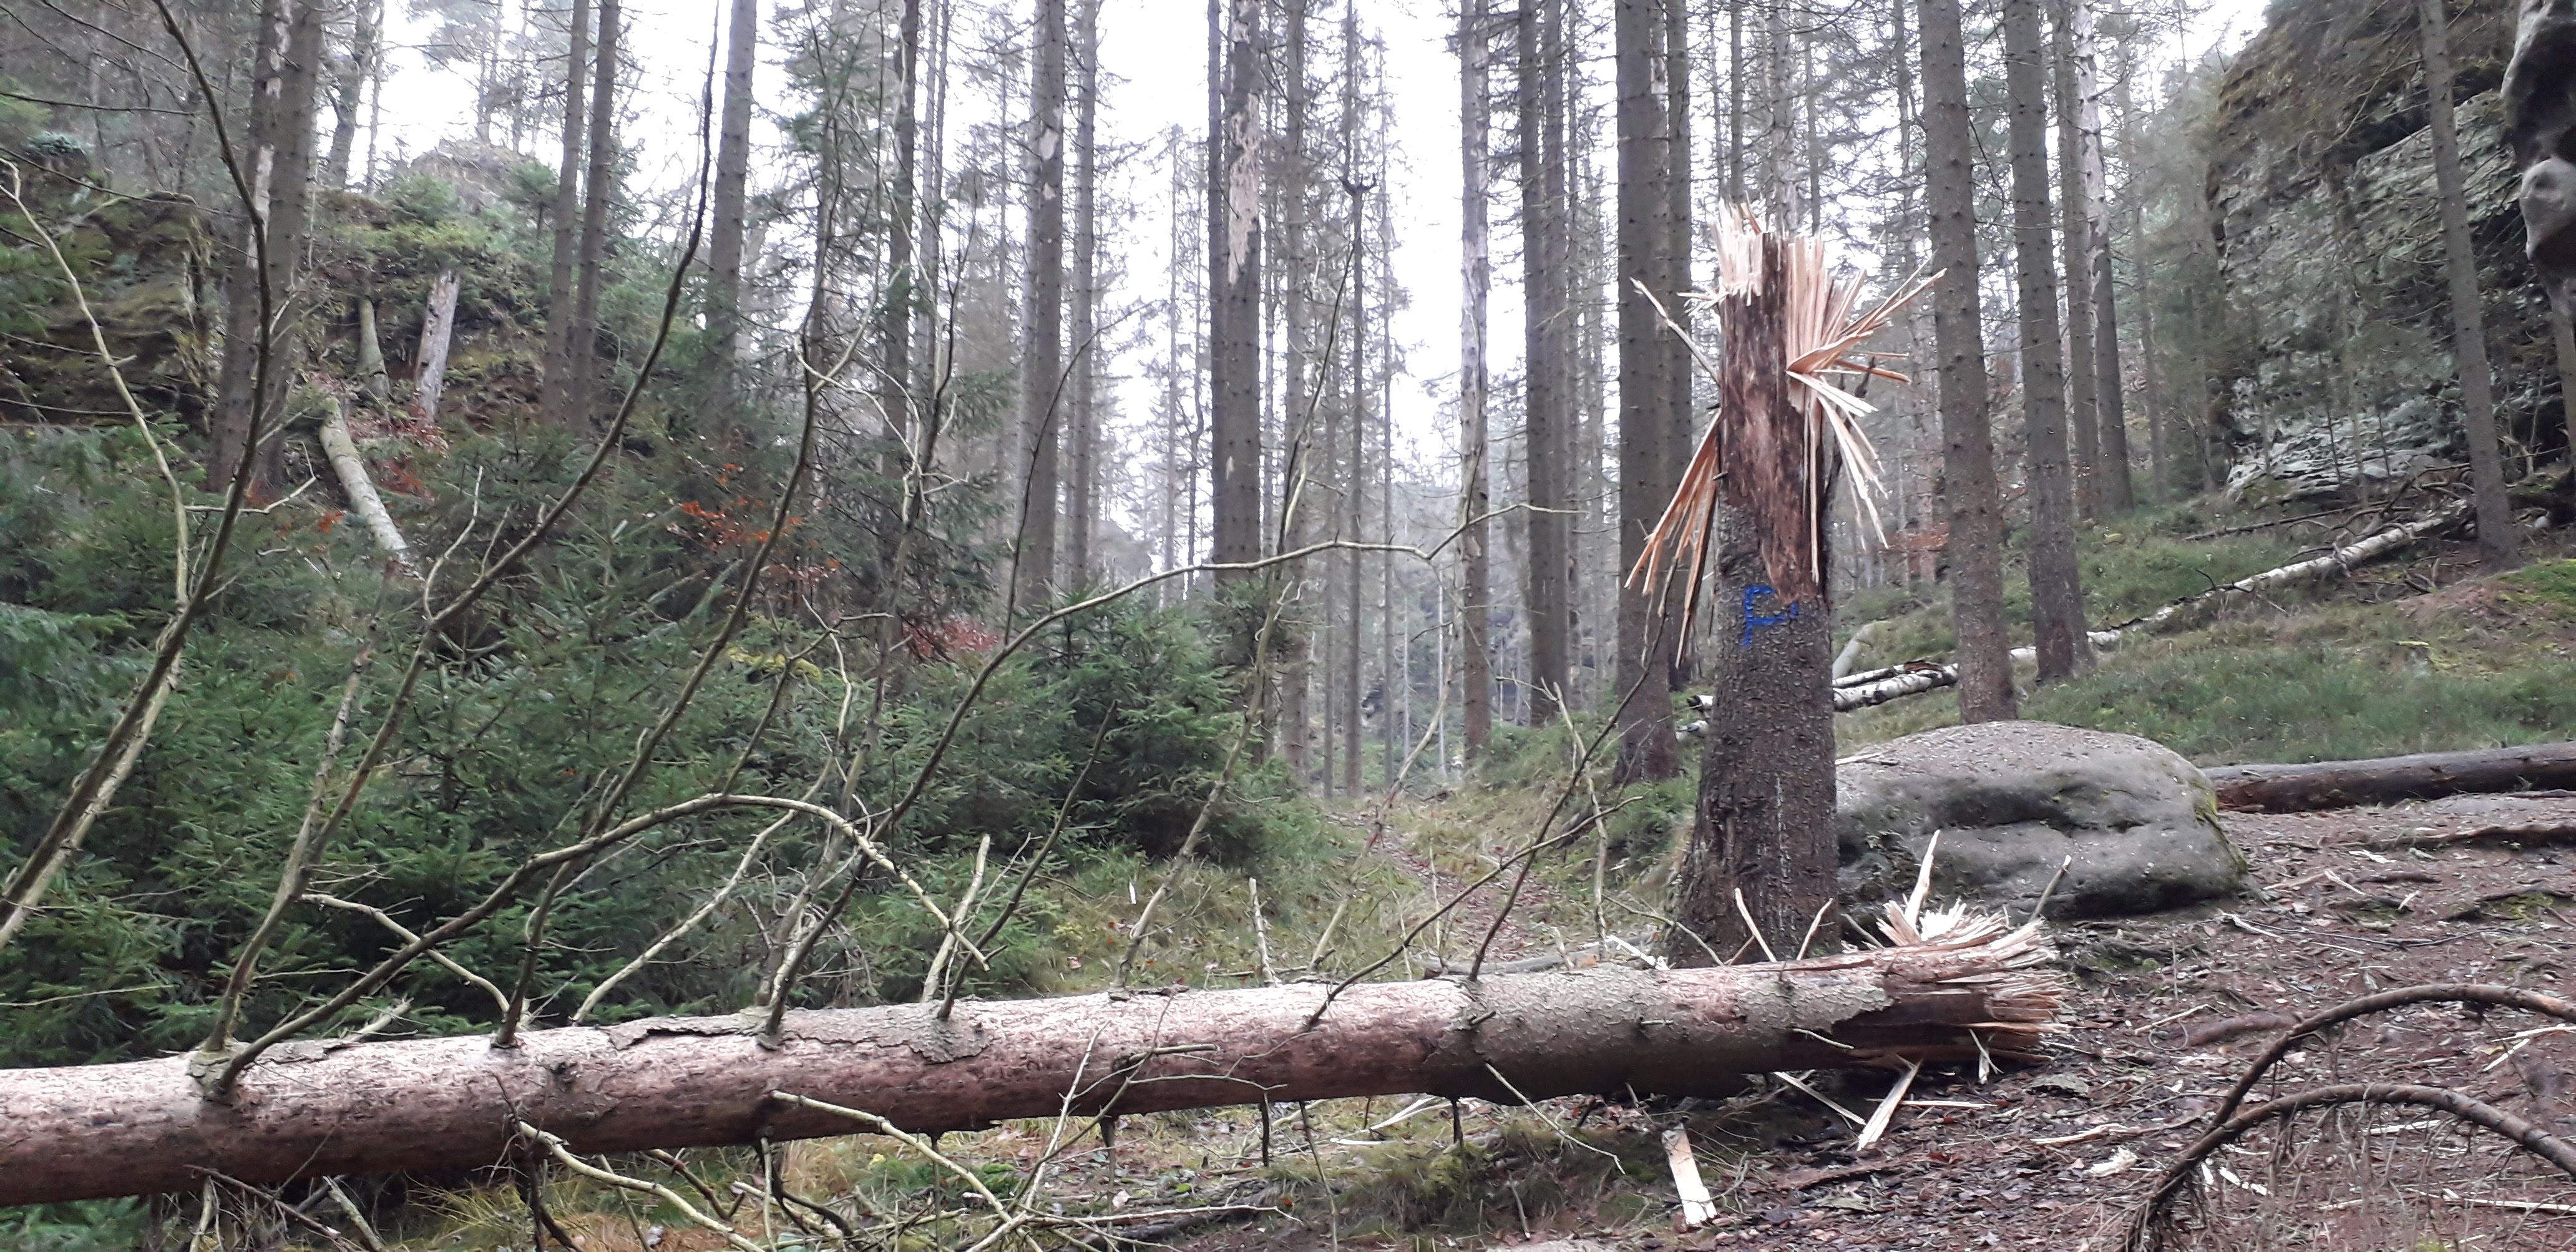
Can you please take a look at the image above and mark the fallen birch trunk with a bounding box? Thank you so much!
[0,921,2058,1206]
[2205,741,2576,813]
[1827,502,2475,710]
[2041,498,2474,662]
[318,399,416,576]
[1833,663,1958,711]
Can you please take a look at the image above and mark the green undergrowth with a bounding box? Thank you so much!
[1834,509,2576,763]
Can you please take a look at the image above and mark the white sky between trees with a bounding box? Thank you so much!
[360,0,2263,556]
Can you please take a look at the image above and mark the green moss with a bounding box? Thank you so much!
[2501,559,2576,615]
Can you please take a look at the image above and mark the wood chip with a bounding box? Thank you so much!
[1664,1127,1717,1230]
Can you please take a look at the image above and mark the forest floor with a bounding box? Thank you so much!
[1058,795,2576,1252]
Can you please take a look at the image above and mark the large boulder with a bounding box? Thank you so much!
[1835,721,2245,920]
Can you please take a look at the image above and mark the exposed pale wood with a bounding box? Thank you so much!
[2207,741,2576,813]
[316,399,415,576]
[0,927,2059,1206]
[1833,663,1957,712]
[405,269,458,424]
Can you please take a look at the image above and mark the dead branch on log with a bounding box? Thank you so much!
[0,920,2062,1206]
[2207,741,2576,812]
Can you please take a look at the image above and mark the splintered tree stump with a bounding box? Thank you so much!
[0,927,2059,1205]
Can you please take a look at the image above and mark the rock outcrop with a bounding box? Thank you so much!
[2208,0,2559,503]
[1835,721,2245,920]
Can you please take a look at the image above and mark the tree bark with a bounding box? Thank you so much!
[1460,0,1495,761]
[565,0,620,427]
[2554,307,2576,501]
[1280,0,1315,776]
[1209,0,1266,585]
[2419,0,2519,569]
[539,0,591,429]
[407,270,460,424]
[705,0,759,432]
[1674,270,1835,964]
[1068,0,1101,582]
[1520,0,1570,727]
[0,932,2059,1207]
[322,0,381,192]
[2003,0,2092,683]
[2075,0,2132,514]
[2206,742,2576,813]
[1613,0,1681,781]
[1917,0,2017,722]
[1013,0,1070,614]
[208,0,324,493]
[355,298,390,404]
[2050,0,2100,521]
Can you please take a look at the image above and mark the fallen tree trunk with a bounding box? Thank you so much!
[0,922,2058,1206]
[1833,663,1958,711]
[2205,741,2576,813]
[318,399,417,577]
[1828,502,2476,713]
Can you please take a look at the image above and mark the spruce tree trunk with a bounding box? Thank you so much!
[1918,0,2017,721]
[565,0,620,428]
[2419,0,2519,569]
[322,0,379,191]
[539,0,590,429]
[1068,0,1101,582]
[1612,0,1681,782]
[1520,0,1570,727]
[1663,0,1694,690]
[1674,241,1838,962]
[1279,0,1314,776]
[208,0,323,492]
[1015,0,1069,613]
[2003,0,2092,682]
[705,0,759,431]
[0,942,2059,1208]
[1343,33,1368,795]
[1210,0,1266,585]
[1460,0,1495,762]
[2049,0,2099,520]
[2074,0,2132,513]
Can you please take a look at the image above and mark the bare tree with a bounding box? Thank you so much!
[539,0,592,429]
[2003,0,2091,682]
[2072,0,2132,512]
[322,0,383,190]
[705,0,759,428]
[207,0,325,490]
[1519,0,1570,726]
[565,0,622,426]
[1460,0,1494,761]
[1068,0,1102,582]
[1211,0,1266,584]
[1612,0,1681,782]
[1013,0,1069,612]
[1919,0,2017,721]
[2050,0,2100,519]
[2417,0,2517,569]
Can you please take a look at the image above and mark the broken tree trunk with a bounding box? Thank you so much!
[406,270,459,424]
[2205,741,2576,813]
[0,922,2058,1206]
[317,399,416,576]
[1835,663,1959,712]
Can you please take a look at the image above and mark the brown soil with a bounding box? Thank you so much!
[1107,795,2576,1251]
